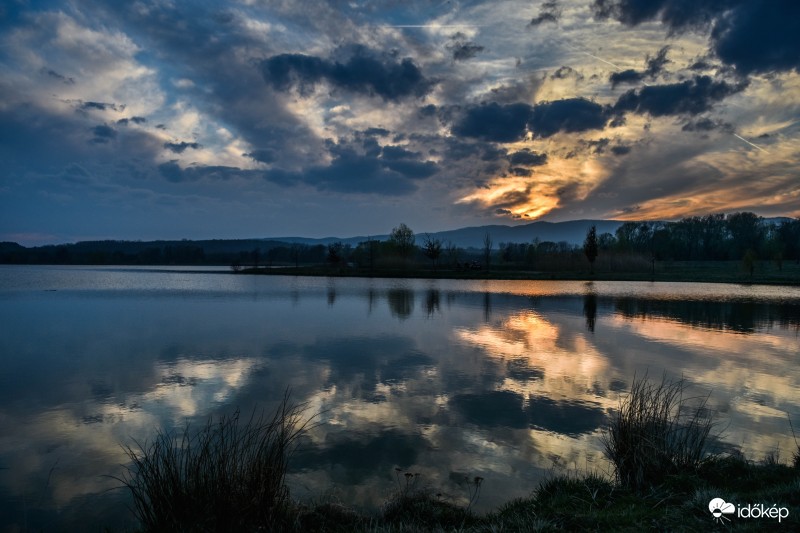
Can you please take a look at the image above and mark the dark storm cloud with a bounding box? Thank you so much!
[164,141,201,153]
[452,98,608,142]
[529,0,561,26]
[264,138,438,195]
[644,46,670,78]
[80,101,123,112]
[613,75,746,117]
[244,149,276,164]
[609,46,670,87]
[645,46,671,77]
[261,49,434,100]
[446,36,485,62]
[591,0,732,31]
[158,161,183,183]
[481,146,506,162]
[116,117,147,126]
[40,68,74,85]
[529,98,609,138]
[610,145,631,156]
[551,66,584,81]
[681,117,733,132]
[363,127,390,137]
[711,1,800,75]
[593,0,800,75]
[509,149,547,166]
[451,103,533,142]
[609,69,644,88]
[91,124,117,143]
[688,58,714,71]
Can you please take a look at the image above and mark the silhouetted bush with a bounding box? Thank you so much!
[602,375,715,491]
[118,395,311,531]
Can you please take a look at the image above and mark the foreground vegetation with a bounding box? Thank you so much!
[119,377,800,531]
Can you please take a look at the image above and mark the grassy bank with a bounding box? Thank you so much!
[119,379,800,531]
[237,260,800,285]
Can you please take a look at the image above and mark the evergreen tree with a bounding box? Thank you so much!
[584,225,598,274]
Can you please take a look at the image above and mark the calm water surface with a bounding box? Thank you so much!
[1,265,800,530]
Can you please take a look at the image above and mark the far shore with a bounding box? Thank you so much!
[235,260,800,286]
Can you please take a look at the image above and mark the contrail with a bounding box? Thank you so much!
[385,24,482,28]
[733,133,769,153]
[581,51,622,70]
[579,51,650,85]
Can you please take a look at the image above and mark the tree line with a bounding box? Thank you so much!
[2,213,798,270]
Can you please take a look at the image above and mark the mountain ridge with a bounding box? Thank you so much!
[264,219,627,249]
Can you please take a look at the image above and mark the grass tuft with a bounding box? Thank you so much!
[601,374,715,491]
[117,393,312,532]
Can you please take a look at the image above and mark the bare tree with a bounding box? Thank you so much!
[445,240,461,268]
[483,232,493,272]
[422,234,442,270]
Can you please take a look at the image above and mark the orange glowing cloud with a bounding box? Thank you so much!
[456,153,609,220]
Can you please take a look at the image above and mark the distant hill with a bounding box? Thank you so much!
[3,216,794,265]
[424,220,624,248]
[268,220,624,249]
[270,217,791,249]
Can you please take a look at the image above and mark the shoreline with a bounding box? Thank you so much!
[235,264,800,286]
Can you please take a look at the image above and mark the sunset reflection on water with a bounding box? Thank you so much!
[1,267,800,530]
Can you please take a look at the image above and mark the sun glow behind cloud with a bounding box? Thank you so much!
[457,148,610,219]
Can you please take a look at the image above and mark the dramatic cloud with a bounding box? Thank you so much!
[41,68,75,84]
[116,116,147,126]
[593,0,800,75]
[613,76,746,116]
[609,46,670,87]
[509,150,548,166]
[453,98,608,143]
[529,0,562,26]
[610,145,631,156]
[91,124,117,143]
[264,138,438,195]
[591,0,732,31]
[711,1,800,75]
[164,141,201,153]
[1,0,798,243]
[681,117,733,132]
[529,98,609,138]
[261,49,434,101]
[80,101,123,112]
[451,103,534,143]
[551,66,583,81]
[447,34,485,62]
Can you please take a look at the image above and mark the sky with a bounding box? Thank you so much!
[1,0,798,245]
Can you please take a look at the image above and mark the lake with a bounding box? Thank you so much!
[1,265,800,531]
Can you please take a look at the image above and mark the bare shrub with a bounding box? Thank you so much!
[117,394,311,531]
[601,374,715,491]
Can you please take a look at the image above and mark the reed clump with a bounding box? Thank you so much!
[118,395,311,532]
[601,374,716,491]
